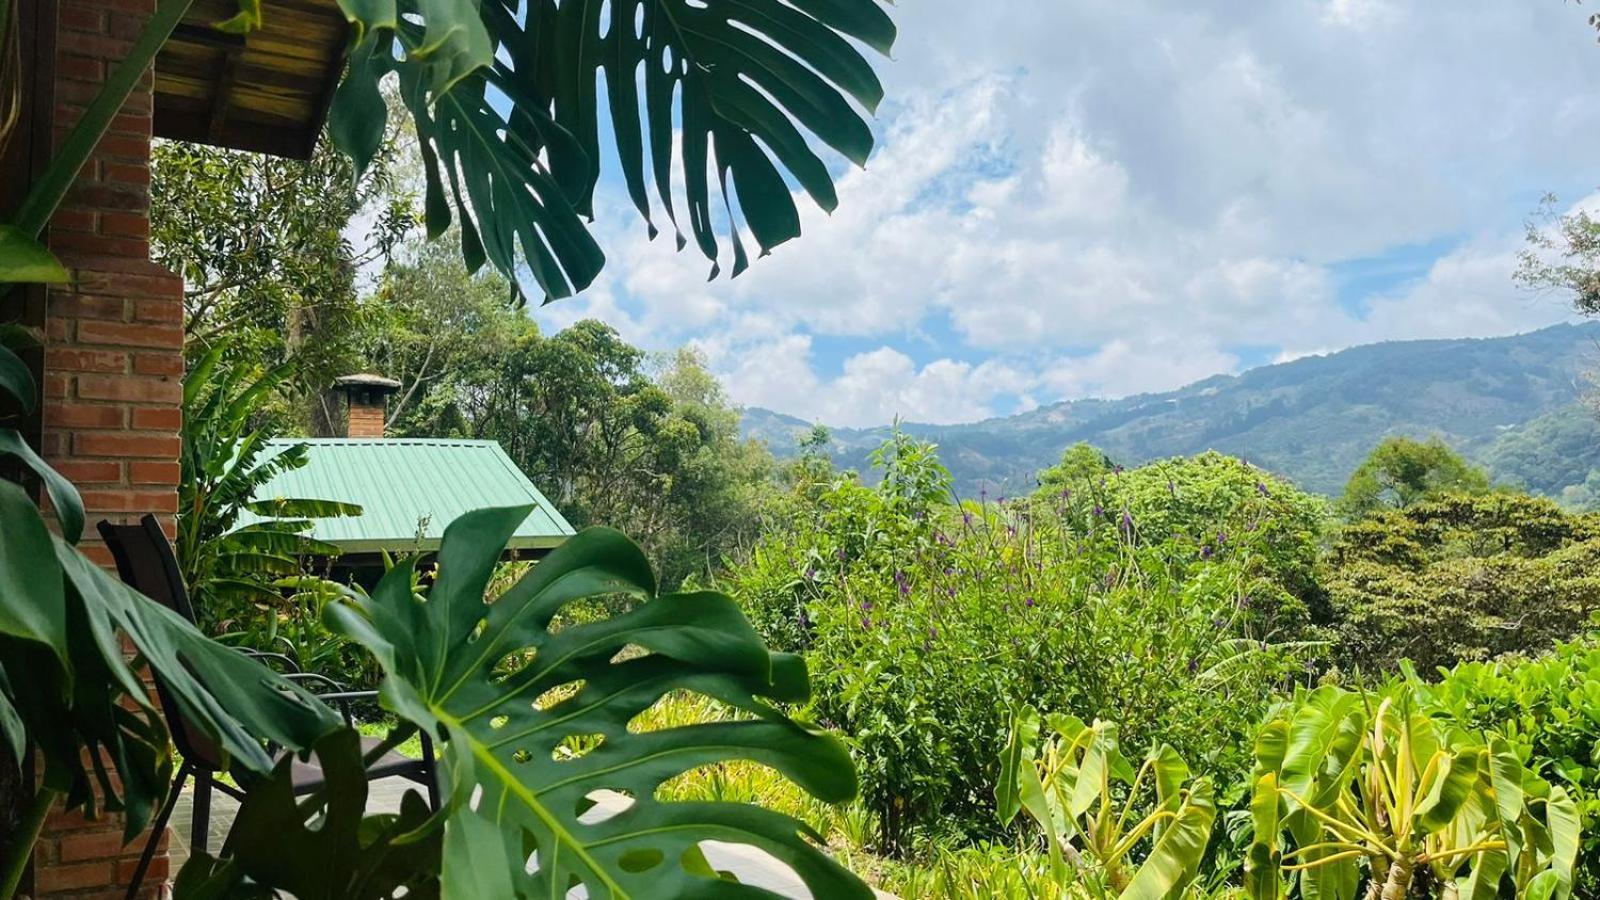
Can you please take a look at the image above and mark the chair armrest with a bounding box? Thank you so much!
[235,649,303,673]
[278,671,349,691]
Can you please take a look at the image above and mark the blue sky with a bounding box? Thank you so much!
[529,0,1600,427]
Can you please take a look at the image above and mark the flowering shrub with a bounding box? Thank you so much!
[722,435,1322,852]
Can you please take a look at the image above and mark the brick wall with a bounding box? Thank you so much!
[347,398,385,438]
[28,0,183,894]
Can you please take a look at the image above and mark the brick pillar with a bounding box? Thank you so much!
[27,0,184,895]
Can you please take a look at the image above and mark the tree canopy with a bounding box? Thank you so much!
[1337,436,1492,520]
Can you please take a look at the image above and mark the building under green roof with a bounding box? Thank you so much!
[242,438,575,555]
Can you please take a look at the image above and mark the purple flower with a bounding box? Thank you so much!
[1211,616,1226,629]
[1200,545,1213,559]
[861,617,872,629]
[1094,504,1104,518]
[860,600,874,612]
[1121,510,1135,533]
[1025,597,1036,608]
[1188,657,1199,674]
[803,566,818,581]
[1256,481,1270,497]
[962,512,974,526]
[1060,488,1072,500]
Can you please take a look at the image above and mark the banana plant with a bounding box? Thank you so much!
[1244,684,1581,900]
[178,344,359,630]
[312,507,872,899]
[997,706,1218,899]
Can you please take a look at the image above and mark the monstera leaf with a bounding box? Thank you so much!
[174,729,442,899]
[327,0,896,301]
[0,481,343,840]
[327,507,871,899]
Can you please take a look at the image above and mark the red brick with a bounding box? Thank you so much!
[58,5,105,33]
[128,461,179,484]
[130,407,181,430]
[51,460,123,483]
[44,372,71,399]
[51,207,97,233]
[132,352,183,376]
[116,852,167,885]
[77,375,180,403]
[44,403,125,429]
[50,230,147,258]
[106,112,152,138]
[74,268,179,300]
[59,829,130,863]
[55,31,132,61]
[73,433,179,458]
[33,860,113,893]
[63,182,145,212]
[103,162,150,187]
[77,320,181,350]
[80,490,177,514]
[95,134,147,161]
[101,212,149,239]
[51,294,127,321]
[46,347,127,373]
[131,298,179,323]
[79,545,115,568]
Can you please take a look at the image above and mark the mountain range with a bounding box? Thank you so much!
[740,322,1600,499]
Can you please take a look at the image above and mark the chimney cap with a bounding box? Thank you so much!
[334,373,402,393]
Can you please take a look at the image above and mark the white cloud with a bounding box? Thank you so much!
[525,0,1599,424]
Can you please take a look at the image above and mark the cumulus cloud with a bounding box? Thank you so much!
[527,0,1598,424]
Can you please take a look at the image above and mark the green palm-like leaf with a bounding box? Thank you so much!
[0,224,71,283]
[0,488,341,841]
[0,341,37,413]
[1119,778,1216,900]
[327,507,870,898]
[0,428,84,544]
[329,0,895,301]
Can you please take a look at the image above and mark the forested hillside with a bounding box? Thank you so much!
[744,322,1600,497]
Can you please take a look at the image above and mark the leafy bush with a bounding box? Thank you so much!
[1326,492,1600,673]
[998,709,1217,897]
[1425,629,1600,893]
[724,436,1316,853]
[1246,681,1581,899]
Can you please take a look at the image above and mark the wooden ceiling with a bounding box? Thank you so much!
[153,0,349,159]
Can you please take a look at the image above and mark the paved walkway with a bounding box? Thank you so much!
[169,779,893,899]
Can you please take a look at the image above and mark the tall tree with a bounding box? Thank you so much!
[151,138,414,400]
[1338,436,1491,520]
[1516,193,1600,315]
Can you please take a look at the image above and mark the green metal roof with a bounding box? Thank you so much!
[241,439,575,553]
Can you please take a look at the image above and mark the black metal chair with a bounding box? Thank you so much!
[98,515,438,899]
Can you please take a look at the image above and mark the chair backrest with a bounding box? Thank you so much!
[96,515,226,772]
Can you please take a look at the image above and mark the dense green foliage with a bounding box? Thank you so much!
[360,241,774,586]
[1336,436,1491,520]
[1325,492,1600,674]
[1427,630,1600,893]
[151,139,413,406]
[1482,403,1600,508]
[724,437,1317,853]
[746,323,1600,498]
[1246,681,1580,900]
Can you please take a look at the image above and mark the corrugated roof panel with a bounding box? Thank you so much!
[239,439,575,552]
